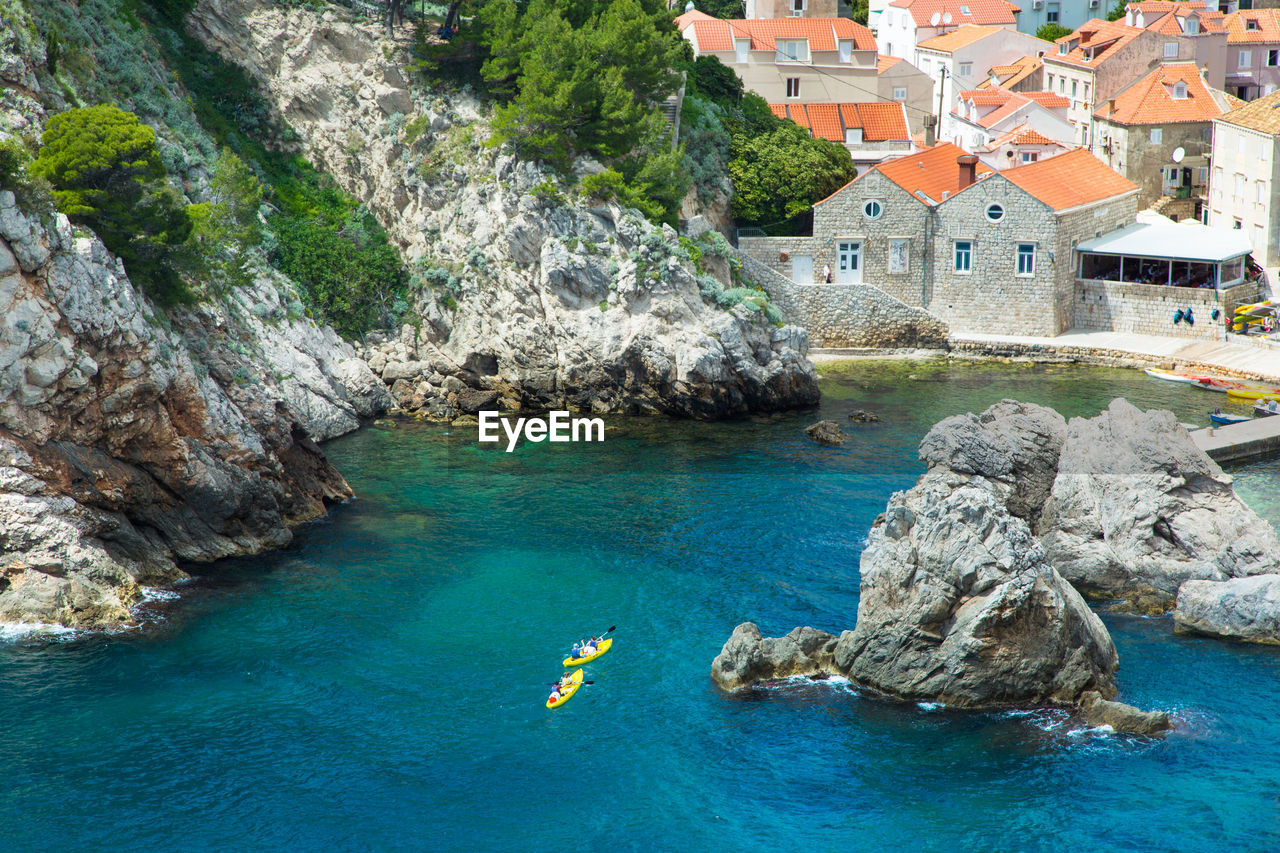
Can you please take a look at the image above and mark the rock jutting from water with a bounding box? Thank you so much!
[0,194,386,629]
[804,420,848,446]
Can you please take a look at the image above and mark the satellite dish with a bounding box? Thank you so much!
[943,11,953,23]
[1172,146,1185,163]
[931,11,942,25]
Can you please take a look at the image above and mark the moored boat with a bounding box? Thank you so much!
[1209,410,1251,426]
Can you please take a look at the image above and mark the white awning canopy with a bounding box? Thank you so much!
[1076,221,1253,263]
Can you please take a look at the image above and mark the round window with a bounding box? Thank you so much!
[863,199,883,220]
[986,203,1005,222]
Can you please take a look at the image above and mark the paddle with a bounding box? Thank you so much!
[549,680,595,687]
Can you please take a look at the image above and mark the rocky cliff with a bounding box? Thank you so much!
[187,0,819,417]
[0,192,388,629]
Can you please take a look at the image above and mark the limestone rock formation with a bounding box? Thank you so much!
[1039,398,1280,611]
[836,478,1118,707]
[189,0,820,419]
[1079,691,1172,736]
[711,622,841,691]
[847,410,880,423]
[0,193,382,628]
[1174,575,1280,644]
[804,420,848,446]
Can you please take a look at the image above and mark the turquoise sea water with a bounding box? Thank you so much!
[3,361,1279,852]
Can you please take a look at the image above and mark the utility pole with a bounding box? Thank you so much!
[936,66,949,144]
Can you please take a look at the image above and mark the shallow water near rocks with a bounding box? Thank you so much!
[2,361,1279,851]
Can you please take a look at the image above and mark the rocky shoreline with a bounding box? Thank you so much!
[713,397,1280,734]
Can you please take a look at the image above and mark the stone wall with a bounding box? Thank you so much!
[1072,278,1257,340]
[744,256,949,348]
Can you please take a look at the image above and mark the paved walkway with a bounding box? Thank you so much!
[946,330,1280,384]
[1191,414,1280,463]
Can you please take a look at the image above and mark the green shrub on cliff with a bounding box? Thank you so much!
[31,105,195,305]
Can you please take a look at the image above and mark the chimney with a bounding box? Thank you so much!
[923,114,937,147]
[957,153,979,189]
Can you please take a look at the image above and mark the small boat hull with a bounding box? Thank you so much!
[1209,411,1251,426]
[1226,387,1280,401]
[547,669,583,708]
[563,637,613,668]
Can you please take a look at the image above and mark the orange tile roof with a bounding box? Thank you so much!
[1217,88,1280,133]
[1023,91,1069,109]
[887,0,1018,27]
[877,54,903,73]
[1223,9,1280,44]
[1001,148,1137,210]
[1127,0,1205,13]
[917,24,1007,52]
[959,88,1016,106]
[1048,19,1144,68]
[771,102,912,142]
[1094,61,1239,124]
[985,54,1042,89]
[976,97,1028,127]
[986,123,1062,147]
[873,142,996,204]
[723,17,877,51]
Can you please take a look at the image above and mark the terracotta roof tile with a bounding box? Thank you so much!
[887,0,1017,27]
[1023,91,1069,109]
[917,24,1007,52]
[872,142,996,204]
[1001,148,1137,210]
[1217,88,1280,133]
[1094,61,1239,124]
[877,54,903,72]
[1048,19,1144,68]
[1127,0,1205,13]
[730,17,877,51]
[1223,9,1280,44]
[770,102,911,142]
[986,123,1061,147]
[960,88,1016,106]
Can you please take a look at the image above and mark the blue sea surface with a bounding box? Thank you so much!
[2,361,1279,852]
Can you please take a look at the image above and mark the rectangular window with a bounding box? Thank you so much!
[786,78,801,98]
[839,41,852,62]
[1059,77,1066,93]
[959,61,973,76]
[1072,80,1078,97]
[1258,181,1266,203]
[1164,42,1179,58]
[791,0,805,13]
[1150,127,1163,144]
[888,239,909,274]
[1269,50,1279,66]
[1084,82,1090,101]
[1047,73,1054,89]
[1234,218,1243,229]
[735,40,749,63]
[1235,173,1245,197]
[1047,8,1059,22]
[1021,151,1039,163]
[1240,50,1252,69]
[954,240,972,273]
[893,86,907,100]
[1016,243,1035,276]
[1255,223,1265,251]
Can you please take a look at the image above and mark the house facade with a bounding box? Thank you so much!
[769,101,915,168]
[675,11,879,103]
[974,124,1070,169]
[737,144,1141,336]
[1043,19,1165,147]
[1092,61,1238,212]
[1222,9,1280,100]
[914,25,1054,128]
[947,87,1074,152]
[873,0,1018,60]
[877,55,935,132]
[1208,89,1280,266]
[1126,1,1229,90]
[745,0,840,17]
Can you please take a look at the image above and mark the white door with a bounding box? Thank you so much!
[791,255,813,284]
[837,241,862,283]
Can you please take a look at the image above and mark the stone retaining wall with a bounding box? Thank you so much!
[745,256,948,349]
[1072,279,1258,341]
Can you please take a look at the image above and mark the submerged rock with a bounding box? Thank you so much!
[711,623,841,691]
[1039,399,1280,610]
[847,409,880,423]
[1174,574,1280,644]
[804,420,848,446]
[1078,691,1172,736]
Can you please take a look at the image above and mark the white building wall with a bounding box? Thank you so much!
[1208,119,1280,266]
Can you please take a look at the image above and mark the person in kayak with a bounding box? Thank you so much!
[580,639,596,657]
[571,641,582,659]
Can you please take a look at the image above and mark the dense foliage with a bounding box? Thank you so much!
[31,105,195,305]
[680,56,856,231]
[1036,23,1072,41]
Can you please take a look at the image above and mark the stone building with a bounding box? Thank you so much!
[1222,8,1280,100]
[1092,61,1239,213]
[738,144,1141,336]
[1043,19,1165,147]
[1208,89,1280,266]
[1126,1,1229,91]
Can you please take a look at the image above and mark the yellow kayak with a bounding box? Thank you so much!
[563,637,613,667]
[1226,387,1280,400]
[546,669,583,709]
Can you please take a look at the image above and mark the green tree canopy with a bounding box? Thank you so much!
[727,121,857,226]
[31,105,194,304]
[1036,23,1072,41]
